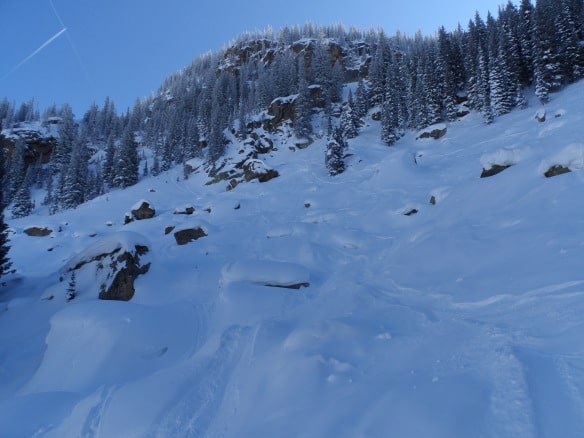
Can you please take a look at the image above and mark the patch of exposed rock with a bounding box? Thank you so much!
[480,164,512,178]
[174,227,208,245]
[544,165,571,178]
[417,125,447,140]
[24,227,53,237]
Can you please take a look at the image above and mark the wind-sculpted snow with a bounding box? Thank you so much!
[3,83,584,436]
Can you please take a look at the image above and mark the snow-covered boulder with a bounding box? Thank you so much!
[62,232,151,301]
[540,143,584,177]
[480,148,523,178]
[243,159,279,183]
[535,108,546,122]
[131,200,155,220]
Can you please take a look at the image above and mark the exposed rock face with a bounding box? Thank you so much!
[131,201,155,220]
[99,246,150,301]
[429,196,436,205]
[24,227,53,237]
[268,96,297,126]
[544,165,571,178]
[481,164,512,178]
[2,127,59,164]
[174,227,208,245]
[404,208,419,216]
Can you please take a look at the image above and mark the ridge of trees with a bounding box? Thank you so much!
[0,0,583,217]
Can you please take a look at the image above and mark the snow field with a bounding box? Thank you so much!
[2,82,584,436]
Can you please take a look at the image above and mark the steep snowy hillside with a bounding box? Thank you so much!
[2,81,584,437]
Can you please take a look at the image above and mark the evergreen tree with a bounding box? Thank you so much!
[368,32,389,106]
[294,57,313,139]
[340,103,357,139]
[61,135,89,209]
[0,125,12,279]
[11,167,34,218]
[113,127,139,188]
[103,134,116,187]
[325,128,346,176]
[354,79,369,121]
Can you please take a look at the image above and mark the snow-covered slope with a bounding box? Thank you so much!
[2,82,584,437]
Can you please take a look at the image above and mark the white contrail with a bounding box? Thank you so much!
[48,0,93,87]
[2,27,67,79]
[48,0,66,29]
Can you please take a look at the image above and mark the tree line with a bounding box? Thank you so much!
[0,0,582,228]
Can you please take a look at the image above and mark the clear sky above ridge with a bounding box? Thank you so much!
[1,0,516,117]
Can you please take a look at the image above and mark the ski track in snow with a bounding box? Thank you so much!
[152,325,252,438]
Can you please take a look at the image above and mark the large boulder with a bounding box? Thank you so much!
[62,232,151,301]
[131,200,155,220]
[100,247,150,301]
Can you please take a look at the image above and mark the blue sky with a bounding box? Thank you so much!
[1,0,515,116]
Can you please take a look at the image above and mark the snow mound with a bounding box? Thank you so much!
[480,148,525,169]
[222,260,310,288]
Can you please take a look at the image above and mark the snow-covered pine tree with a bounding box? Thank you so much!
[325,128,345,176]
[340,101,357,139]
[11,167,34,219]
[103,134,116,187]
[113,126,139,188]
[354,79,369,122]
[61,134,89,209]
[532,0,563,103]
[368,32,389,106]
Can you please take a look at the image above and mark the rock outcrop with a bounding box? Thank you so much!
[268,96,297,126]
